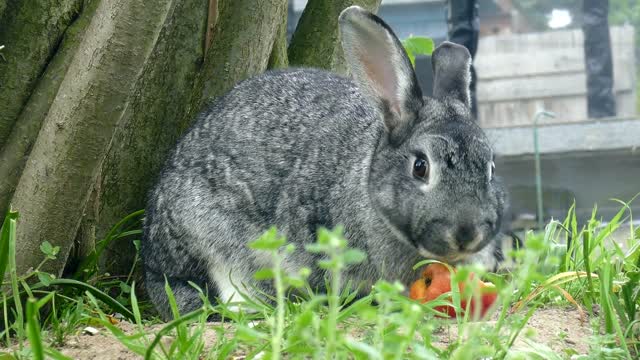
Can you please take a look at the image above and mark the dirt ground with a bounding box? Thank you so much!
[432,306,593,355]
[0,307,593,359]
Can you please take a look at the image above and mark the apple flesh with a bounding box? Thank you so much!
[409,263,497,318]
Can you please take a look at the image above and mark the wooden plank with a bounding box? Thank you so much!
[474,25,636,127]
[478,97,588,128]
[478,25,634,53]
[478,91,634,128]
[476,51,632,80]
[476,50,584,79]
[616,92,637,118]
[477,71,633,103]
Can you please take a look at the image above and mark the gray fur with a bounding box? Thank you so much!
[141,6,507,321]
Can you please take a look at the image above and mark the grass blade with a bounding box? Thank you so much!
[6,210,23,343]
[130,281,143,328]
[44,347,73,360]
[582,230,595,309]
[0,210,18,287]
[73,210,144,279]
[2,293,8,348]
[48,278,135,321]
[144,308,206,360]
[26,298,44,360]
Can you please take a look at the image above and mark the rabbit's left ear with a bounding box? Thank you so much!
[339,6,423,141]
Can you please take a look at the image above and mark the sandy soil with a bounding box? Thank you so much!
[0,307,593,359]
[432,306,593,355]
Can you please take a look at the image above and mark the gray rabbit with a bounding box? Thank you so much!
[141,6,507,320]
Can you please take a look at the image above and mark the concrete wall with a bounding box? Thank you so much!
[486,118,640,225]
[497,149,640,225]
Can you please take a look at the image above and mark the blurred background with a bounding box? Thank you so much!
[289,0,640,234]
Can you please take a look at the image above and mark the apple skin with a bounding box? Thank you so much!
[409,263,497,318]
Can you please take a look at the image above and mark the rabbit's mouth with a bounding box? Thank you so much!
[417,246,473,265]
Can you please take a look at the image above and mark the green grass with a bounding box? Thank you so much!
[1,198,639,359]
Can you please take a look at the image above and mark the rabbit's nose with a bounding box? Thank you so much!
[454,224,478,250]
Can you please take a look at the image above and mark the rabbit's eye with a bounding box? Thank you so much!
[490,161,496,179]
[413,158,429,179]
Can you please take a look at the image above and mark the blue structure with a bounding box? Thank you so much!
[288,0,448,42]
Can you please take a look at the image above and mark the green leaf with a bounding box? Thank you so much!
[285,275,305,288]
[298,267,311,278]
[373,280,403,295]
[343,249,366,265]
[344,339,382,360]
[304,243,324,253]
[36,272,54,287]
[119,282,132,294]
[318,259,336,270]
[316,226,346,248]
[402,36,434,67]
[248,227,285,251]
[235,324,269,342]
[253,268,275,280]
[39,241,59,259]
[284,243,296,253]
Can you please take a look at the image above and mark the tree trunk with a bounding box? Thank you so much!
[94,0,288,276]
[268,12,289,70]
[190,0,289,118]
[0,1,7,19]
[0,0,100,218]
[288,0,381,74]
[12,0,174,276]
[0,0,83,149]
[205,0,218,55]
[92,0,209,276]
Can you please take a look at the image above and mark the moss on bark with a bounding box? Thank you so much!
[93,0,209,276]
[0,0,83,149]
[0,0,99,218]
[187,0,289,120]
[11,0,174,276]
[287,0,381,74]
[268,7,290,70]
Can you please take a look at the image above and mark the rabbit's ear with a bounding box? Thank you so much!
[431,41,471,107]
[339,6,422,139]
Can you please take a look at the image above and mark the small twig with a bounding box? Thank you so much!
[205,0,218,55]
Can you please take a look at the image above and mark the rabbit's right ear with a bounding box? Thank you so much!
[339,6,423,143]
[431,41,472,107]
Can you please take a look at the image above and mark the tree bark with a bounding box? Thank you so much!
[93,0,209,276]
[0,0,83,149]
[268,11,289,70]
[11,0,174,276]
[287,0,381,74]
[205,0,218,55]
[0,0,100,218]
[191,0,289,116]
[94,0,289,276]
[0,1,7,19]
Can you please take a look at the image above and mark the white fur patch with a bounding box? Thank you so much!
[209,265,243,304]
